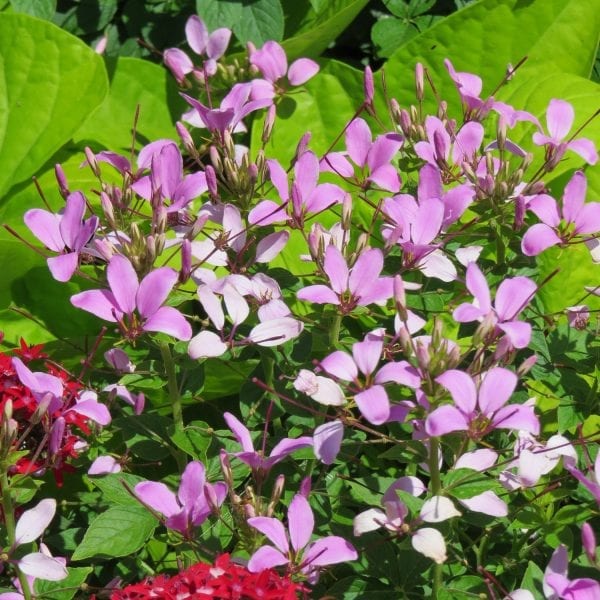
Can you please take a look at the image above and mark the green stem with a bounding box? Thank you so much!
[428,437,443,599]
[159,341,183,431]
[329,312,342,348]
[1,472,33,600]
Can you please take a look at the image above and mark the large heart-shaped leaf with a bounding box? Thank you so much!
[0,13,108,200]
[74,57,186,151]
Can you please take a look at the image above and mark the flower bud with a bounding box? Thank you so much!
[363,65,374,106]
[394,275,408,322]
[295,132,311,161]
[514,195,526,229]
[49,417,66,454]
[176,121,195,156]
[31,393,52,425]
[204,483,221,515]
[209,146,222,171]
[399,109,412,137]
[262,104,276,144]
[180,239,192,283]
[415,63,424,102]
[85,147,100,178]
[55,164,69,197]
[220,449,234,488]
[582,522,597,564]
[517,355,537,377]
[342,193,353,230]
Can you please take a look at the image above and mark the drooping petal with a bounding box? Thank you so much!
[143,306,192,341]
[24,209,63,251]
[70,289,121,322]
[247,517,289,554]
[302,536,358,567]
[288,58,319,85]
[527,194,561,227]
[497,321,532,349]
[188,330,227,359]
[574,203,600,235]
[458,491,508,516]
[134,482,180,517]
[314,420,344,464]
[136,267,178,319]
[267,437,313,467]
[223,412,254,453]
[375,361,421,388]
[420,496,461,523]
[69,398,111,425]
[455,449,498,471]
[353,508,388,535]
[426,405,470,436]
[18,552,68,581]
[297,284,340,305]
[288,494,314,553]
[478,367,517,415]
[15,498,56,544]
[247,545,289,572]
[107,255,138,315]
[164,48,193,83]
[88,455,121,475]
[435,369,477,414]
[255,230,289,262]
[492,403,539,435]
[355,385,390,425]
[411,528,447,563]
[248,317,303,346]
[521,223,561,256]
[567,138,598,165]
[47,252,79,282]
[543,545,569,599]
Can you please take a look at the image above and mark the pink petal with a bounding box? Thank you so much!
[458,491,508,517]
[59,192,86,250]
[323,243,348,294]
[164,48,193,83]
[70,398,111,425]
[353,508,388,535]
[136,267,178,319]
[568,138,598,165]
[351,336,382,377]
[367,133,402,171]
[453,303,486,322]
[18,552,68,581]
[492,403,539,435]
[368,164,401,193]
[248,317,303,346]
[435,369,477,414]
[224,412,254,452]
[303,536,357,567]
[288,495,314,553]
[24,209,63,251]
[453,121,484,163]
[420,496,461,523]
[546,99,573,141]
[143,306,192,340]
[349,248,383,294]
[288,58,319,85]
[455,449,498,471]
[521,223,561,256]
[70,289,121,322]
[320,152,354,177]
[247,545,289,572]
[494,276,536,320]
[15,499,56,544]
[382,476,427,503]
[478,367,517,415]
[497,321,532,349]
[88,456,121,475]
[354,385,390,425]
[527,194,561,227]
[267,159,289,200]
[223,284,249,326]
[574,202,600,237]
[47,252,78,282]
[465,262,492,313]
[248,200,287,226]
[207,28,231,60]
[294,151,319,204]
[197,286,225,330]
[250,41,287,82]
[304,182,345,214]
[255,231,289,262]
[314,420,344,464]
[426,405,470,436]
[178,461,205,509]
[320,350,358,381]
[107,255,138,316]
[345,118,371,167]
[188,330,227,359]
[247,517,289,554]
[266,436,313,467]
[134,481,180,517]
[411,528,447,563]
[375,361,421,388]
[185,15,208,54]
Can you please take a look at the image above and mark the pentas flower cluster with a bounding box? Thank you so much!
[9,14,600,600]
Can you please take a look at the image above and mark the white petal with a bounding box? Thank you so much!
[420,496,461,523]
[15,499,56,544]
[411,528,447,563]
[353,508,388,536]
[18,552,68,581]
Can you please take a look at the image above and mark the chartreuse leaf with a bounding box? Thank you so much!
[0,13,107,200]
[74,57,187,151]
[71,506,157,561]
[34,567,92,600]
[382,0,600,114]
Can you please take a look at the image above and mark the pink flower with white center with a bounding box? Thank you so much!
[453,262,536,349]
[544,545,600,600]
[533,99,598,166]
[247,494,357,578]
[317,331,421,425]
[248,151,346,227]
[24,191,99,282]
[321,117,403,193]
[353,476,459,564]
[223,412,312,473]
[1,499,68,584]
[71,255,192,342]
[522,171,600,256]
[297,245,396,314]
[249,41,319,100]
[134,461,227,536]
[414,116,484,169]
[426,368,539,439]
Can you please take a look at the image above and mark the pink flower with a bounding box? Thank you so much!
[544,545,600,600]
[533,99,598,166]
[247,494,357,577]
[426,368,539,438]
[71,255,192,341]
[522,171,600,256]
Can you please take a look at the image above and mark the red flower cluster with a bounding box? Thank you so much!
[0,337,87,486]
[106,554,307,600]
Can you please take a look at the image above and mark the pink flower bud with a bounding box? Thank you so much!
[582,522,597,564]
[363,65,374,105]
[415,63,424,102]
[54,164,69,197]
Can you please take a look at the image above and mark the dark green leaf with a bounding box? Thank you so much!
[35,567,92,600]
[9,0,56,20]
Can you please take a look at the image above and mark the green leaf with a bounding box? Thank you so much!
[9,0,56,20]
[34,566,92,600]
[74,57,186,151]
[0,13,108,200]
[372,17,418,58]
[196,0,284,45]
[71,506,157,561]
[382,0,600,114]
[169,420,213,460]
[88,473,146,505]
[283,0,370,60]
